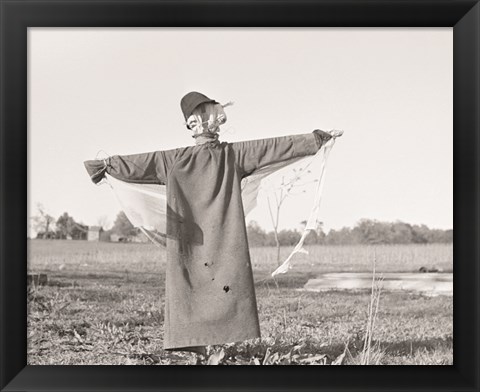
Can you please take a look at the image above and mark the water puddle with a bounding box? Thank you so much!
[300,272,453,296]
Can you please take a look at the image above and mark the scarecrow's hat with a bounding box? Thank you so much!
[180,91,218,120]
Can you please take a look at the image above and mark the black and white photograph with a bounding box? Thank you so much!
[27,27,453,365]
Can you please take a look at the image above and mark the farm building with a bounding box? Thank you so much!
[108,231,149,243]
[130,232,149,243]
[110,234,121,242]
[87,226,103,241]
[36,231,56,239]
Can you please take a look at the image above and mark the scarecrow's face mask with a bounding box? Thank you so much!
[186,103,227,138]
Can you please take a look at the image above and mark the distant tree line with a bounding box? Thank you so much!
[31,204,137,241]
[31,203,452,245]
[31,205,88,240]
[246,219,453,247]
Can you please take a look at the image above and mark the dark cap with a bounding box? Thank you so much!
[180,91,217,120]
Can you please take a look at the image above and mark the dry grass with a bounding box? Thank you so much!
[344,252,385,365]
[27,240,453,365]
[250,243,452,274]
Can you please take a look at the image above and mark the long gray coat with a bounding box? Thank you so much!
[85,132,328,351]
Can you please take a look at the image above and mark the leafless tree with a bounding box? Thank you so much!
[30,203,55,236]
[266,167,318,265]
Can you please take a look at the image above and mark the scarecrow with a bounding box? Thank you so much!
[84,92,343,356]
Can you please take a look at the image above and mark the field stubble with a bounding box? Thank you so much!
[27,240,453,365]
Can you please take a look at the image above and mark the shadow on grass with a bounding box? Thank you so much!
[317,335,453,361]
[52,272,130,281]
[378,336,453,356]
[68,288,129,303]
[45,279,74,288]
[44,272,164,287]
[101,310,164,327]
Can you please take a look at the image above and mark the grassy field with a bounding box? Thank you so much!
[27,240,453,365]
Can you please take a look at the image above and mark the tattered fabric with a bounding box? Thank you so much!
[84,133,333,351]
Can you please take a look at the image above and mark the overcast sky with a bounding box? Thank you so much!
[28,28,452,234]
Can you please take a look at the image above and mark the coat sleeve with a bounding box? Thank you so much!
[84,149,177,185]
[230,131,332,176]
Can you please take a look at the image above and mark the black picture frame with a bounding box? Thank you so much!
[1,1,478,391]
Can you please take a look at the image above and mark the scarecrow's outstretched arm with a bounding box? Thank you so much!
[231,130,331,176]
[84,149,177,185]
